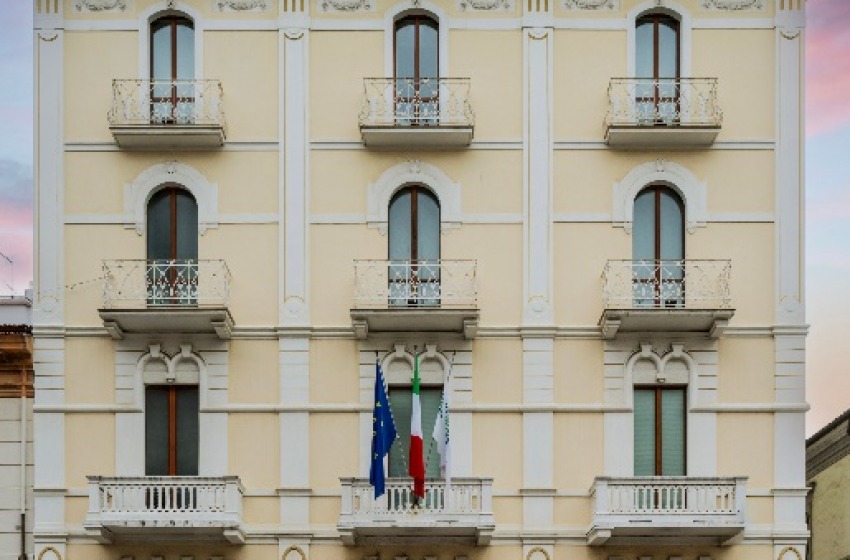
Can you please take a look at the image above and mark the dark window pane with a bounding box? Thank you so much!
[176,21,194,81]
[660,389,686,475]
[176,387,199,476]
[635,19,653,79]
[659,189,684,261]
[633,389,656,476]
[417,190,440,262]
[389,190,412,261]
[658,18,678,79]
[633,189,655,262]
[145,387,170,476]
[388,388,412,477]
[151,22,172,81]
[147,189,173,261]
[395,19,415,79]
[418,20,439,79]
[175,190,198,261]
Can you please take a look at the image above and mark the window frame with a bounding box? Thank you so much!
[145,383,200,477]
[634,384,688,476]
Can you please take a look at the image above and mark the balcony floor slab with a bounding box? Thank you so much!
[110,125,225,150]
[605,125,720,149]
[99,307,234,339]
[360,126,473,148]
[350,308,479,339]
[599,308,734,339]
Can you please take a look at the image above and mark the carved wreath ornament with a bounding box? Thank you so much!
[459,0,511,11]
[564,0,619,9]
[218,0,268,10]
[74,0,127,11]
[321,0,371,11]
[702,0,763,9]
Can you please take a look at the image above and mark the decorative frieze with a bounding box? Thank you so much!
[458,0,513,12]
[73,0,128,11]
[215,0,270,11]
[563,0,619,10]
[319,0,374,12]
[702,0,763,9]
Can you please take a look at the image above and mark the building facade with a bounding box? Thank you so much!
[806,408,850,560]
[32,0,808,559]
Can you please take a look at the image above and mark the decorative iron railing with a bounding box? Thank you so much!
[591,476,746,516]
[353,259,477,308]
[340,477,493,518]
[601,259,731,309]
[102,259,231,308]
[108,79,225,127]
[86,475,243,523]
[606,78,722,128]
[359,78,474,128]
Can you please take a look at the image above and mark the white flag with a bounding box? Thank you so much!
[432,385,451,491]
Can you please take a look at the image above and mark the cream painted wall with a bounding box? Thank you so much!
[310,340,359,403]
[553,413,604,489]
[66,414,115,486]
[553,340,604,404]
[228,340,280,403]
[309,414,359,487]
[716,337,776,403]
[471,338,523,403]
[64,338,116,404]
[473,412,522,487]
[810,453,850,559]
[228,413,279,488]
[206,31,279,141]
[717,412,774,489]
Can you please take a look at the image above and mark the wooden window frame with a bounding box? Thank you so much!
[150,16,195,124]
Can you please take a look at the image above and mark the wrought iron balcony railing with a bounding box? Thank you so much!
[85,476,244,543]
[588,476,746,545]
[102,259,231,309]
[353,259,477,309]
[359,78,474,128]
[338,477,494,545]
[108,79,225,128]
[601,259,731,310]
[606,78,722,128]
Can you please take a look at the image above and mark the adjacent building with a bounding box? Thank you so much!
[32,0,808,559]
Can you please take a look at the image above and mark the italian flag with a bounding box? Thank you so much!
[409,352,426,498]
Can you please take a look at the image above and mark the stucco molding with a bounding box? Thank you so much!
[216,0,270,11]
[134,343,209,408]
[563,0,619,10]
[74,0,129,12]
[320,0,374,12]
[367,160,462,235]
[612,159,707,234]
[458,0,513,12]
[124,161,219,236]
[381,343,449,385]
[702,0,763,10]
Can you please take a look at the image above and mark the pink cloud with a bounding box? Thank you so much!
[806,0,850,137]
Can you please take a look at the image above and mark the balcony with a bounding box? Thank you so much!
[359,78,474,148]
[350,260,479,339]
[108,79,226,149]
[605,78,722,148]
[588,476,747,546]
[599,260,733,338]
[84,476,245,544]
[338,477,494,545]
[98,259,234,340]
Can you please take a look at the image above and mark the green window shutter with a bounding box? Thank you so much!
[633,389,656,476]
[145,387,170,476]
[421,387,441,478]
[660,388,686,476]
[388,389,411,477]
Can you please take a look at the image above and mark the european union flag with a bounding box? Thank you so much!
[369,361,397,499]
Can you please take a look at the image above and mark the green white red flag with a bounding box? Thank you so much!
[409,352,425,498]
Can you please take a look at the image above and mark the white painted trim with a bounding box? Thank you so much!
[366,160,462,234]
[553,140,775,149]
[626,0,693,78]
[124,160,219,235]
[137,2,204,82]
[383,1,450,77]
[612,159,707,233]
[692,17,774,29]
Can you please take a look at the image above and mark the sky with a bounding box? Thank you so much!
[1,1,848,434]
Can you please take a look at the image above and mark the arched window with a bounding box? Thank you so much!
[635,13,680,123]
[633,185,684,307]
[388,186,440,306]
[147,186,198,305]
[394,15,439,125]
[150,15,195,123]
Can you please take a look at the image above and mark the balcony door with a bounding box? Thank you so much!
[151,16,195,123]
[145,385,199,476]
[635,13,679,123]
[634,386,686,477]
[388,186,440,306]
[394,15,439,125]
[632,185,684,307]
[147,187,198,305]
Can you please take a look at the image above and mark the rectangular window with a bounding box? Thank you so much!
[388,386,442,478]
[145,385,199,476]
[634,386,685,476]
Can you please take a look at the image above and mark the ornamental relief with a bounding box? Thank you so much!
[216,0,270,11]
[319,0,374,12]
[702,0,764,10]
[74,0,128,11]
[563,0,619,10]
[458,0,513,12]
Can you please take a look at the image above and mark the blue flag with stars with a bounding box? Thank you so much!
[369,361,397,499]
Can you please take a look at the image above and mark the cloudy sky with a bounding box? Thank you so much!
[1,1,848,434]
